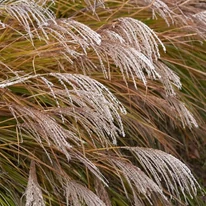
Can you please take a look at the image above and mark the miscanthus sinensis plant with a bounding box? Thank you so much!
[0,0,205,205]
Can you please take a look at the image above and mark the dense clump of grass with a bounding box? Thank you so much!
[0,0,205,205]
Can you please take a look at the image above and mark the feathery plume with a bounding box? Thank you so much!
[71,150,108,185]
[60,19,101,46]
[111,158,169,205]
[128,147,201,202]
[10,104,107,185]
[3,72,126,145]
[192,10,206,36]
[133,0,175,25]
[167,97,198,128]
[25,160,45,206]
[10,105,75,161]
[98,40,160,88]
[149,0,175,25]
[0,0,55,40]
[0,74,40,88]
[100,30,125,44]
[193,10,206,25]
[50,73,126,145]
[40,18,102,62]
[107,17,166,61]
[155,61,182,96]
[10,106,107,184]
[42,18,101,46]
[94,178,112,206]
[76,0,105,13]
[64,180,106,206]
[97,17,168,88]
[36,0,55,6]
